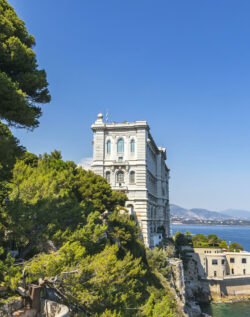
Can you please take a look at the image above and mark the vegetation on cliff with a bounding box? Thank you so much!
[174,231,244,252]
[0,152,178,316]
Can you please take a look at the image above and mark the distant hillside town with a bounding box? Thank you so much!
[171,204,250,225]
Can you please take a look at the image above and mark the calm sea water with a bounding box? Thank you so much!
[200,302,250,317]
[171,224,250,316]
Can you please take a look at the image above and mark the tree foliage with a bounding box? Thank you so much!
[2,151,127,253]
[229,242,244,252]
[0,247,21,291]
[143,293,177,317]
[0,151,178,315]
[146,248,170,278]
[173,231,191,248]
[0,122,25,184]
[0,0,50,128]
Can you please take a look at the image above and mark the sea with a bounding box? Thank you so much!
[171,224,250,317]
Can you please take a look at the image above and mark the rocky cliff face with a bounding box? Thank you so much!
[169,258,204,317]
[0,298,23,316]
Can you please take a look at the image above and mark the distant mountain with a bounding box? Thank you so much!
[170,204,233,220]
[220,209,250,220]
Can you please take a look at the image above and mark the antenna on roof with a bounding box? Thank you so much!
[105,109,109,123]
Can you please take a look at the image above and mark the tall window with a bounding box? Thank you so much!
[107,140,111,154]
[106,171,110,183]
[129,171,135,184]
[127,204,134,215]
[117,138,124,153]
[116,171,124,183]
[130,139,135,153]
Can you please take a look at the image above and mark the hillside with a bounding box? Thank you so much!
[170,204,233,220]
[221,209,250,220]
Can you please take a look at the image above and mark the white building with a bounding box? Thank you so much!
[189,248,250,279]
[91,114,170,248]
[184,247,250,298]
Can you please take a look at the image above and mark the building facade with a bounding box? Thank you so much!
[184,247,250,298]
[91,113,170,248]
[189,248,250,279]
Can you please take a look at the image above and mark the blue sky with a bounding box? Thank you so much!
[8,0,250,211]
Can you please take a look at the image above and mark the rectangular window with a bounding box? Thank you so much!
[242,258,247,264]
[117,171,124,183]
[214,271,217,277]
[232,268,234,275]
[129,171,135,184]
[106,172,110,183]
[118,157,123,162]
[107,141,111,154]
[243,269,246,275]
[222,259,225,265]
[117,139,124,153]
[230,258,235,263]
[130,139,135,153]
[212,259,218,265]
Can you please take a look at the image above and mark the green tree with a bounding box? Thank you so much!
[76,168,126,213]
[3,151,178,316]
[219,240,228,249]
[26,245,146,315]
[107,208,144,258]
[0,247,21,292]
[5,151,127,254]
[146,248,170,278]
[0,122,25,184]
[0,123,25,248]
[173,231,190,247]
[229,242,244,252]
[208,234,221,247]
[192,233,208,247]
[0,0,50,129]
[143,293,177,317]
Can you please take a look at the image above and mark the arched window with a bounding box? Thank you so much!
[117,138,124,153]
[106,171,110,183]
[127,204,134,215]
[130,139,135,153]
[116,171,124,183]
[129,171,135,184]
[107,140,111,154]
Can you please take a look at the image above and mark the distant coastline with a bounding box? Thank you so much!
[171,218,250,226]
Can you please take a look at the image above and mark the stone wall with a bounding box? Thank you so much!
[206,277,250,298]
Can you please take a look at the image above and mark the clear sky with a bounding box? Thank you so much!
[8,0,250,211]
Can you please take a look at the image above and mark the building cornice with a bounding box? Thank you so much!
[91,121,149,131]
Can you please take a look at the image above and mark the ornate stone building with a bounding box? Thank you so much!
[91,113,170,248]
